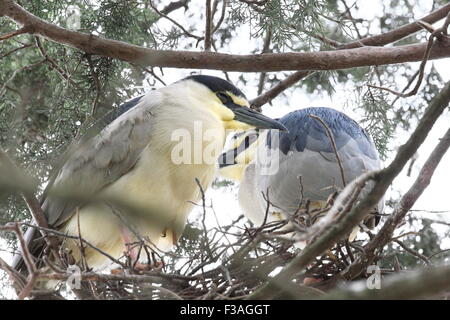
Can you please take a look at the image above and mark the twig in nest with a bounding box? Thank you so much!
[260,189,271,229]
[76,207,89,270]
[21,223,125,268]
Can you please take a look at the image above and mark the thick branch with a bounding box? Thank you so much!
[342,124,450,280]
[1,0,450,72]
[339,3,450,49]
[250,4,450,108]
[324,264,450,299]
[250,71,311,109]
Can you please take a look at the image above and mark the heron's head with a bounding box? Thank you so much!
[181,75,286,131]
[218,129,262,181]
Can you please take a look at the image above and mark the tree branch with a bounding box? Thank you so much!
[0,42,32,59]
[148,0,202,41]
[369,16,450,97]
[34,36,75,85]
[339,3,450,49]
[0,149,62,268]
[323,264,450,299]
[250,4,450,109]
[342,124,450,280]
[250,71,311,110]
[204,0,212,51]
[1,0,449,72]
[0,26,29,41]
[160,0,190,15]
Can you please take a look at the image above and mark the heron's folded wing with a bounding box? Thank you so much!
[275,107,379,162]
[42,94,157,227]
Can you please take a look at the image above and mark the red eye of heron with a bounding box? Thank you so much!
[216,92,230,105]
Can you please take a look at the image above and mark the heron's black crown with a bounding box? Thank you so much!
[185,75,246,98]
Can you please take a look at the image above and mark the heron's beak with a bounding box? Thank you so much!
[231,106,287,131]
[219,148,238,168]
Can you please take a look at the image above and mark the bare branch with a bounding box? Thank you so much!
[0,59,46,98]
[308,32,342,48]
[0,42,32,59]
[339,3,450,49]
[256,29,272,97]
[34,36,75,85]
[148,0,202,41]
[212,0,227,33]
[0,26,29,41]
[204,0,212,51]
[0,148,61,261]
[342,124,450,280]
[250,71,311,110]
[1,0,449,72]
[85,54,101,116]
[368,23,449,97]
[160,0,190,15]
[250,4,450,109]
[324,264,450,299]
[1,223,37,299]
[238,0,269,6]
[136,65,167,85]
[394,240,431,265]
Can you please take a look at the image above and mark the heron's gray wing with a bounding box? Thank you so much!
[262,107,382,208]
[271,107,379,162]
[42,94,156,227]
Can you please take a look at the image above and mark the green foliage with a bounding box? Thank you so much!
[358,87,395,160]
[229,0,335,48]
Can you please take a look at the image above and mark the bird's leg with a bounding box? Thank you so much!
[119,226,151,271]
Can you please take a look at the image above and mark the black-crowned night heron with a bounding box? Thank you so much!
[13,75,285,273]
[220,107,383,246]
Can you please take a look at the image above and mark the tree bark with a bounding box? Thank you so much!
[1,0,450,72]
